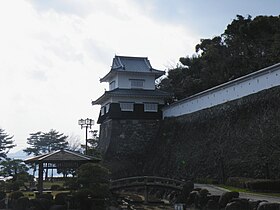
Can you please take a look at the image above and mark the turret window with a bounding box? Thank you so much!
[120,102,134,111]
[130,79,144,89]
[144,103,158,112]
[105,103,110,113]
[101,106,105,115]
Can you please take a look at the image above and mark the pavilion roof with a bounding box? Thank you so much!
[24,149,100,164]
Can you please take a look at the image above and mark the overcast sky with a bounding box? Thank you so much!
[1,0,280,152]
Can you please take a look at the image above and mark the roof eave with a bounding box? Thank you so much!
[92,93,108,105]
[24,149,101,163]
[100,70,118,82]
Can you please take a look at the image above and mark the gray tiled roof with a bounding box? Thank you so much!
[112,56,153,72]
[92,88,172,105]
[24,149,100,163]
[100,55,165,82]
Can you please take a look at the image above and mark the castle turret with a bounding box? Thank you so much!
[92,55,171,177]
[92,55,170,123]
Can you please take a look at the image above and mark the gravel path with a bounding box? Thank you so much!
[195,183,280,203]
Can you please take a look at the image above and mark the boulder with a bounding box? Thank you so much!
[182,180,194,197]
[225,198,249,210]
[187,191,199,205]
[219,191,239,208]
[248,200,263,210]
[257,202,280,210]
[206,199,219,210]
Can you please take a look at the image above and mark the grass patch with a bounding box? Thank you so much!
[216,184,280,197]
[43,181,65,189]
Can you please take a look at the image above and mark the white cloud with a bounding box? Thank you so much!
[0,0,198,151]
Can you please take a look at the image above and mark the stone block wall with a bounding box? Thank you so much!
[98,86,280,181]
[144,86,280,181]
[98,119,161,178]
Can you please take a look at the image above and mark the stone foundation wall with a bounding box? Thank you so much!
[144,86,280,181]
[99,86,280,181]
[98,119,161,178]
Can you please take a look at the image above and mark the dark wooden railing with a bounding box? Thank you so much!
[110,176,185,203]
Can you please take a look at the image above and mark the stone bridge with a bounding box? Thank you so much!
[110,176,185,203]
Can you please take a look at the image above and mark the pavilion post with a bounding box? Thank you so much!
[38,161,43,194]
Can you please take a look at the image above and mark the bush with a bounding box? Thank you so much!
[55,192,69,205]
[73,188,93,202]
[63,178,79,190]
[77,163,110,188]
[90,183,110,198]
[246,180,280,192]
[226,177,254,188]
[73,189,93,210]
[36,193,53,201]
[51,184,63,191]
[6,181,21,192]
[0,181,5,191]
[9,191,24,200]
[0,191,6,200]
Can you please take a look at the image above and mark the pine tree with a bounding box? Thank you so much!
[0,128,15,159]
[23,132,42,156]
[24,129,68,155]
[41,129,68,153]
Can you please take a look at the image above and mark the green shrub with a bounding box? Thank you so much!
[90,183,110,198]
[246,180,280,192]
[63,177,79,190]
[0,181,5,191]
[55,192,69,205]
[50,184,62,191]
[9,191,24,200]
[73,188,93,200]
[36,193,53,200]
[226,177,254,188]
[77,163,110,188]
[0,191,6,200]
[5,181,21,191]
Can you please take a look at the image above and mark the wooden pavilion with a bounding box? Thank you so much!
[24,149,100,194]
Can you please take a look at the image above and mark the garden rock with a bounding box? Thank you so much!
[257,202,280,210]
[206,199,219,210]
[219,191,239,208]
[225,198,249,210]
[248,200,263,210]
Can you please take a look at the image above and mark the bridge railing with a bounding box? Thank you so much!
[110,176,185,190]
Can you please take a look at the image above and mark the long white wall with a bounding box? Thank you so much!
[163,63,280,118]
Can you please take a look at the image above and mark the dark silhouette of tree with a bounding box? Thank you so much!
[0,158,28,177]
[23,132,42,156]
[159,15,280,100]
[81,130,100,156]
[24,129,68,156]
[0,128,16,159]
[24,129,68,179]
[77,163,110,198]
[40,129,68,153]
